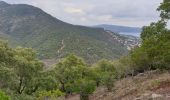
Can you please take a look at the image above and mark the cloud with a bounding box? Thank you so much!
[64,7,85,15]
[97,15,113,22]
[2,0,163,27]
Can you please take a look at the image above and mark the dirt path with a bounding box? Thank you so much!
[42,59,57,68]
[57,39,65,54]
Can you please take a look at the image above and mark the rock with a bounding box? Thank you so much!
[151,93,164,100]
[134,93,165,100]
[134,93,152,100]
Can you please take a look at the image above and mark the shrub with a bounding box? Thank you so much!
[0,90,10,100]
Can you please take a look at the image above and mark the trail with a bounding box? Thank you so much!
[57,39,65,54]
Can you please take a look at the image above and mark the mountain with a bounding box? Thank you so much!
[0,1,133,63]
[94,24,142,37]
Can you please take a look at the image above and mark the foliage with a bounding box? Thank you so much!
[141,20,167,41]
[54,54,86,93]
[13,47,44,94]
[130,0,170,73]
[114,56,134,78]
[0,40,100,100]
[75,79,96,100]
[36,90,64,100]
[0,90,10,100]
[94,60,116,91]
[158,0,170,20]
[0,40,118,100]
[53,54,96,99]
[0,41,56,99]
[130,47,151,73]
[2,1,170,99]
[0,41,16,88]
[37,70,58,91]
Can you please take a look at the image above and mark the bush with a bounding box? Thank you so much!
[0,90,10,100]
[75,79,96,100]
[94,60,116,91]
[36,90,64,100]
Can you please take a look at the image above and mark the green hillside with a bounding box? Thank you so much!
[0,1,128,63]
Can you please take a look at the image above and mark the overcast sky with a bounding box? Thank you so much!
[2,0,163,27]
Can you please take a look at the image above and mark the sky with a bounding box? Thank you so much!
[2,0,163,27]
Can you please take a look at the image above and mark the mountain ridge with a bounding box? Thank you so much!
[0,1,139,63]
[94,24,142,37]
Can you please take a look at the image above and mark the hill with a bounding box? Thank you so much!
[94,24,142,37]
[0,1,136,63]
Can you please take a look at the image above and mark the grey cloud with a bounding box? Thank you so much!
[3,0,163,27]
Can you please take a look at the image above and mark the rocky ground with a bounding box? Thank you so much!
[66,70,170,100]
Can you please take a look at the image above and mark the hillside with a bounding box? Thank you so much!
[0,0,170,100]
[66,71,170,100]
[0,1,131,63]
[94,24,141,37]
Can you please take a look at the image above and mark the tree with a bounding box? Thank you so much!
[95,60,116,91]
[132,0,170,72]
[0,40,14,65]
[90,67,102,87]
[54,54,87,94]
[158,0,170,20]
[115,56,135,78]
[0,63,15,88]
[0,41,47,96]
[13,47,44,94]
[75,79,96,100]
[130,47,153,73]
[37,70,58,91]
[0,41,16,89]
[0,40,67,100]
[53,54,97,100]
[141,20,167,41]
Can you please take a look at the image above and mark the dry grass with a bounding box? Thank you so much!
[62,70,170,100]
[90,70,170,100]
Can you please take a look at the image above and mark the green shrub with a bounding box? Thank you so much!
[36,90,64,100]
[0,90,10,100]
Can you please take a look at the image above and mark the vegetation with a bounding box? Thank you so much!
[130,0,170,73]
[0,41,61,99]
[112,0,170,77]
[0,90,10,100]
[0,0,170,100]
[93,60,116,91]
[52,55,116,100]
[0,41,117,100]
[36,90,64,100]
[0,1,128,64]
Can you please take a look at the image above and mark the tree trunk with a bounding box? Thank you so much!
[60,81,66,92]
[17,77,25,94]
